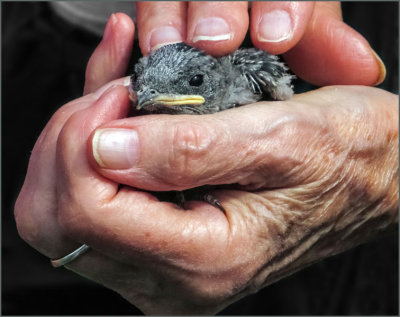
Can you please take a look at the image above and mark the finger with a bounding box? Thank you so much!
[57,86,131,204]
[137,1,187,55]
[14,79,131,258]
[88,85,397,193]
[250,1,315,55]
[87,98,326,192]
[186,1,249,57]
[14,98,88,256]
[83,13,135,95]
[283,2,386,86]
[51,86,130,258]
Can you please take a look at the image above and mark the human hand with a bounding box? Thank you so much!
[14,8,397,315]
[136,1,386,86]
[86,86,397,315]
[15,80,398,314]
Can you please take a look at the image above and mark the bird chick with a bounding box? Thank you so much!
[129,42,294,115]
[128,43,295,211]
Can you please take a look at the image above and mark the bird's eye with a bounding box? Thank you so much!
[189,74,203,86]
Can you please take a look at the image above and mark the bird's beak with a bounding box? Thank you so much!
[136,93,205,110]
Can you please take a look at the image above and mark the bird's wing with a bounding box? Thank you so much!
[228,48,295,101]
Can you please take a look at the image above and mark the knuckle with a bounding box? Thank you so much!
[14,194,37,245]
[14,187,53,248]
[56,110,85,160]
[270,110,323,150]
[49,102,79,129]
[164,121,216,186]
[276,112,306,138]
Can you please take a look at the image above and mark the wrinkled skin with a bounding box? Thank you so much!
[15,84,398,314]
[15,4,397,315]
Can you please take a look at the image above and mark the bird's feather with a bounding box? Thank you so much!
[226,48,295,101]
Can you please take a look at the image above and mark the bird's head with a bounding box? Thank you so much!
[129,43,226,114]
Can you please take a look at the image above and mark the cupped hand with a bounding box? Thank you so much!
[14,8,398,316]
[137,1,386,86]
[15,82,398,315]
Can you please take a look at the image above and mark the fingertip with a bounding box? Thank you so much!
[113,12,135,33]
[148,27,184,53]
[371,49,387,86]
[102,12,135,44]
[84,13,135,95]
[93,85,131,122]
[81,86,131,137]
[250,1,314,55]
[137,2,186,55]
[111,13,136,49]
[186,2,249,57]
[102,13,118,42]
[103,13,135,60]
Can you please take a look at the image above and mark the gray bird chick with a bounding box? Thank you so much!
[129,42,294,115]
[128,43,295,211]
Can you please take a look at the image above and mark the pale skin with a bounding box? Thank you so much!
[15,2,398,315]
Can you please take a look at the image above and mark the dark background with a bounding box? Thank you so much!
[2,1,399,315]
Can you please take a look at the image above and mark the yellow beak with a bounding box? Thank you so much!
[137,94,205,109]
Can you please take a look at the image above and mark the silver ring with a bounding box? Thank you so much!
[51,244,90,268]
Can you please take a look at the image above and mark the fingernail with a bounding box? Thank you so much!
[103,14,118,41]
[191,17,233,43]
[258,10,292,43]
[149,26,183,52]
[371,49,386,86]
[123,76,131,87]
[92,128,139,169]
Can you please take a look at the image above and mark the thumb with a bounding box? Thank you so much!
[87,99,323,192]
